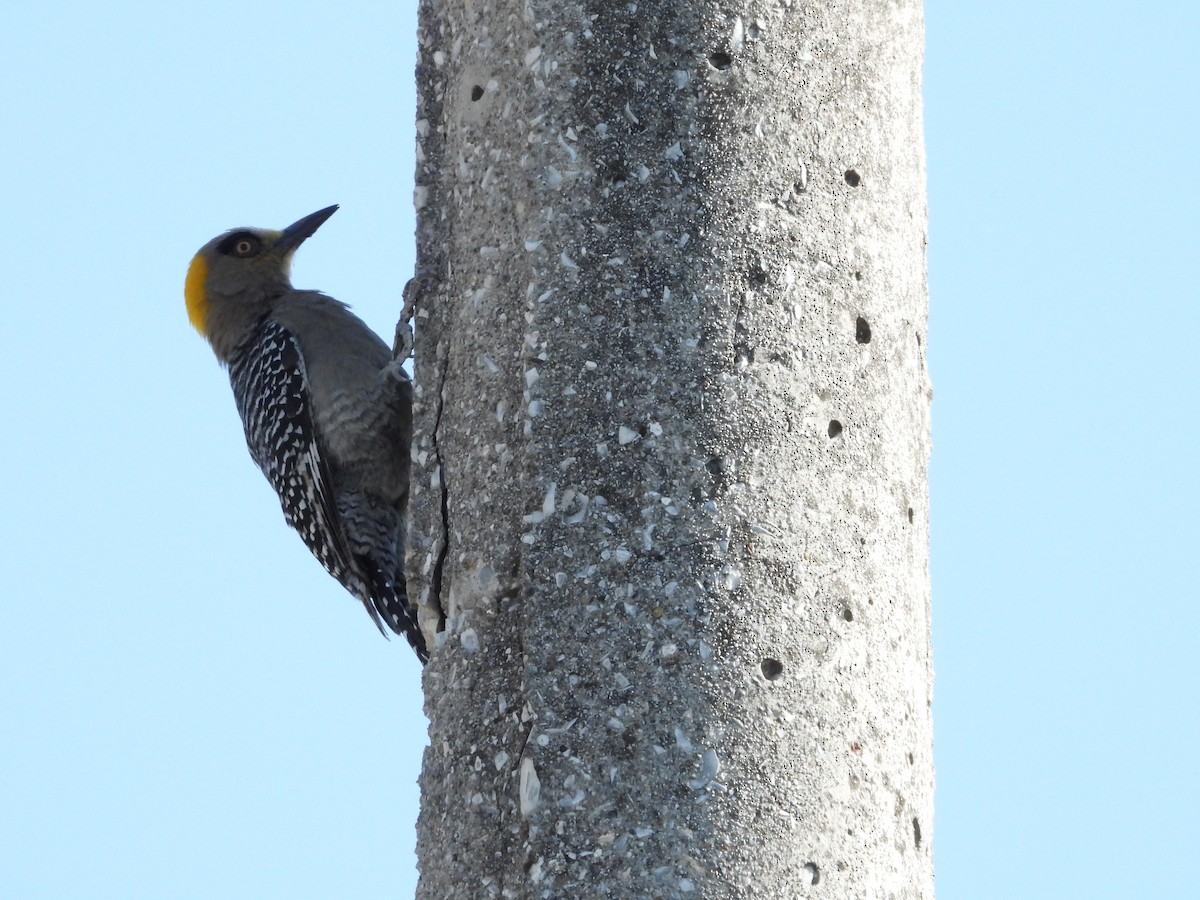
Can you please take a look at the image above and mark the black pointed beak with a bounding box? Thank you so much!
[276,204,339,252]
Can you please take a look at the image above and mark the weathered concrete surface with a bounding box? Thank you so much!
[409,1,932,897]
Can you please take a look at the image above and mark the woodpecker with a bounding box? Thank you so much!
[185,205,426,662]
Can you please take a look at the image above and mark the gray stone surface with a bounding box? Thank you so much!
[409,1,932,896]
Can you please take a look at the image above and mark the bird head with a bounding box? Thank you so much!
[185,205,338,340]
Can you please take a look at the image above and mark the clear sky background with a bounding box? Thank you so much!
[1,2,1195,897]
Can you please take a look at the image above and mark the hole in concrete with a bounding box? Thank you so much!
[708,51,733,70]
[841,607,853,622]
[596,154,628,186]
[828,420,843,438]
[907,507,914,523]
[856,316,871,344]
[803,862,821,885]
[470,84,484,101]
[844,169,861,187]
[913,817,922,849]
[760,658,784,680]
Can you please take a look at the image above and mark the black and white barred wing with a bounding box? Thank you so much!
[226,318,359,599]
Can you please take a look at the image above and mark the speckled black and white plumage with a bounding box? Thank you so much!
[226,313,426,662]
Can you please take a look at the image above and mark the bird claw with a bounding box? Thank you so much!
[393,321,414,362]
[394,271,437,361]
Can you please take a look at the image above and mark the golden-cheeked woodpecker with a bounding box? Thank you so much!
[185,205,426,662]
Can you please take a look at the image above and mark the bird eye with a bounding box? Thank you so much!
[217,231,262,258]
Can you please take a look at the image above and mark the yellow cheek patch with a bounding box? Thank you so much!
[185,253,210,335]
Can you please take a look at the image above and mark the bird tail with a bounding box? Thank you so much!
[360,557,428,663]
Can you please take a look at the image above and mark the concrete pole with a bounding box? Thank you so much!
[409,1,932,897]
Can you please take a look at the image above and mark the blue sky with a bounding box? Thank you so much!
[1,2,1196,897]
